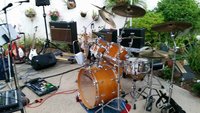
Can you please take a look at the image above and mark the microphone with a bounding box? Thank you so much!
[2,3,13,11]
[15,0,30,3]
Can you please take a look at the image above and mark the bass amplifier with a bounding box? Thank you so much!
[119,28,146,48]
[31,53,57,70]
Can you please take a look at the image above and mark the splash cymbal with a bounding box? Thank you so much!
[151,21,192,32]
[112,3,146,18]
[99,10,116,28]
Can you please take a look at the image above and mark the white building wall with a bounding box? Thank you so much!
[0,0,162,40]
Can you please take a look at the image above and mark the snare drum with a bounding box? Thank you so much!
[103,42,128,65]
[90,39,108,58]
[77,66,118,109]
[124,57,150,80]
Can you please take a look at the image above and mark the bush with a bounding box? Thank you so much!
[156,0,200,30]
[162,66,172,80]
[192,82,200,96]
[127,11,164,45]
[186,43,200,74]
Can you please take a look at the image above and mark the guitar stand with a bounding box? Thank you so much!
[38,6,65,54]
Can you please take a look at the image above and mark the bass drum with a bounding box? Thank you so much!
[77,66,118,109]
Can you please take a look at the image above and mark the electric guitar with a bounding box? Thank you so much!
[28,26,38,60]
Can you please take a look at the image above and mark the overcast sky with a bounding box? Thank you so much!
[144,0,160,10]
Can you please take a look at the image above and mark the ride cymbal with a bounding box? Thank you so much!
[140,49,169,59]
[151,21,192,32]
[112,3,146,18]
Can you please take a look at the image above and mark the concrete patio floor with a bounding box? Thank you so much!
[1,59,200,113]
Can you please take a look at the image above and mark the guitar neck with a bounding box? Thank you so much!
[31,33,36,49]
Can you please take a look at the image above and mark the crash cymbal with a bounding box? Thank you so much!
[91,4,113,16]
[112,3,146,18]
[140,49,169,59]
[99,10,116,28]
[151,21,192,32]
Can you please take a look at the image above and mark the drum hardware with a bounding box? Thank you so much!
[151,21,192,113]
[112,3,146,18]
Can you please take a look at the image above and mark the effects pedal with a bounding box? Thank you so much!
[25,78,58,96]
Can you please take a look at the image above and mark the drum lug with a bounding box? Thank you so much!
[93,81,98,85]
[100,94,105,97]
[111,78,116,81]
[112,91,116,94]
[95,96,99,99]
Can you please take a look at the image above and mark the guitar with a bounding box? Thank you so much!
[28,26,38,60]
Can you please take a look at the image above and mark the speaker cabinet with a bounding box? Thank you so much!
[35,0,50,6]
[49,21,77,44]
[119,28,145,48]
[99,29,117,42]
[50,28,72,43]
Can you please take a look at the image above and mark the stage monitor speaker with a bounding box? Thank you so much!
[49,21,77,44]
[119,28,145,48]
[31,53,57,70]
[35,0,50,6]
[99,29,117,42]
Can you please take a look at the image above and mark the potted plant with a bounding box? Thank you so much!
[80,11,87,18]
[49,9,60,21]
[25,8,36,20]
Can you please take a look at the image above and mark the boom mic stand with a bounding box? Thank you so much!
[38,5,65,54]
[1,3,25,113]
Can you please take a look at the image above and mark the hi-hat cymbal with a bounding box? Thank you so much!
[99,10,116,28]
[140,49,169,59]
[112,3,146,18]
[151,21,192,32]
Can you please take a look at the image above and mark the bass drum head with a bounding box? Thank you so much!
[77,66,118,109]
[78,68,96,109]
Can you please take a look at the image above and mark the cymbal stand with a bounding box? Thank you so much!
[162,32,177,113]
[95,17,129,113]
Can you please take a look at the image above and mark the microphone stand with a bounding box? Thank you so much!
[1,4,25,113]
[38,6,65,54]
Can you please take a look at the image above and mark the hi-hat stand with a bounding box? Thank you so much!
[38,5,65,54]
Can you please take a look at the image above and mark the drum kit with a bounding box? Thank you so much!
[77,2,192,113]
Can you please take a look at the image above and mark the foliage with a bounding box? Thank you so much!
[127,11,164,46]
[162,66,172,80]
[25,8,36,18]
[52,41,70,52]
[186,42,200,74]
[156,0,200,30]
[192,82,200,95]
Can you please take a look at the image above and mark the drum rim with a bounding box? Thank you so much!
[77,68,97,109]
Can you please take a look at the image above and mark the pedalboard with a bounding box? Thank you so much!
[25,78,58,96]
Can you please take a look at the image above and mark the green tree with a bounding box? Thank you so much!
[128,11,165,45]
[156,0,200,30]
